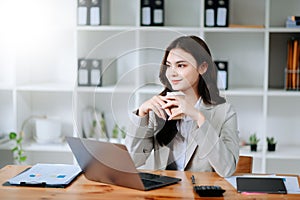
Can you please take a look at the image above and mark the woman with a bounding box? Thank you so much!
[125,35,239,177]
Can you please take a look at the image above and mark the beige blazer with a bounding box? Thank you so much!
[125,102,239,177]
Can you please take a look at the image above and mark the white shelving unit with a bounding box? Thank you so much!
[0,0,299,174]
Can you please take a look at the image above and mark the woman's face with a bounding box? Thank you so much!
[165,48,200,93]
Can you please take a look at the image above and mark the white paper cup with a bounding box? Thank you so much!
[166,92,185,120]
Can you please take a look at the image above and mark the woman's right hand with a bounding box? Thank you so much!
[138,95,168,120]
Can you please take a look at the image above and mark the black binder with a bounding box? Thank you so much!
[215,61,228,90]
[89,59,102,86]
[90,0,101,25]
[77,0,88,25]
[216,0,229,27]
[204,0,216,27]
[152,0,164,26]
[78,59,89,86]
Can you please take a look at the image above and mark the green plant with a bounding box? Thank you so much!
[266,137,276,145]
[89,120,97,137]
[112,124,119,139]
[120,126,126,139]
[9,132,27,164]
[249,133,260,145]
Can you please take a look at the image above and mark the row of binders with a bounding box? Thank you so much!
[77,0,164,26]
[286,38,300,90]
[77,0,229,27]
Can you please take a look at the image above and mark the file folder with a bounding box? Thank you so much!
[215,61,228,90]
[5,164,82,188]
[78,59,89,86]
[90,59,102,86]
[152,0,164,26]
[78,0,88,25]
[141,0,151,25]
[205,0,216,27]
[90,0,101,25]
[216,0,229,27]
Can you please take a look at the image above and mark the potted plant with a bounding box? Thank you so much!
[267,137,277,151]
[9,132,27,164]
[249,133,260,152]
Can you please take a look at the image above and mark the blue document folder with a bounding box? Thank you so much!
[6,163,82,188]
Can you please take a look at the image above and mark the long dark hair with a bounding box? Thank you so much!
[155,35,225,146]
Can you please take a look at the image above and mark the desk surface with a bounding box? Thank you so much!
[0,165,299,200]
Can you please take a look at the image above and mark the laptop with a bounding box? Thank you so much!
[66,137,181,191]
[236,177,287,194]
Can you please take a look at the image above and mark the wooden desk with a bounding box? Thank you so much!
[0,165,299,199]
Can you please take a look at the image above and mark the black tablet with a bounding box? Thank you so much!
[236,177,287,194]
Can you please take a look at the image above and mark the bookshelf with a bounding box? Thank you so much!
[0,0,300,174]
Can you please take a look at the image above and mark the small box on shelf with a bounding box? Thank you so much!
[286,16,300,28]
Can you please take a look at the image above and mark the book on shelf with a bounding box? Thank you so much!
[285,38,300,90]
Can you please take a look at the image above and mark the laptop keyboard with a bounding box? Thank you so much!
[139,172,164,187]
[139,172,162,180]
[139,172,181,190]
[141,179,162,188]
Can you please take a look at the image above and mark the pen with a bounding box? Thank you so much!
[191,175,195,184]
